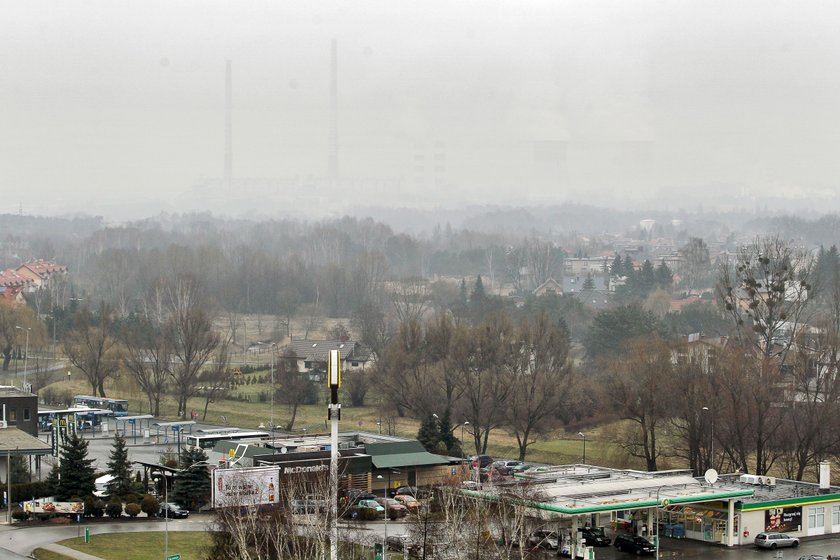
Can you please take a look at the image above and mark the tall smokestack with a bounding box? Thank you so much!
[328,39,339,186]
[225,59,233,190]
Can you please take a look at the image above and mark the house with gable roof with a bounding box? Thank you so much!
[15,259,67,291]
[283,338,374,379]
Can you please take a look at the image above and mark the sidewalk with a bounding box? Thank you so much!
[38,543,106,559]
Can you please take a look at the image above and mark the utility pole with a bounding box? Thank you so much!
[328,349,341,560]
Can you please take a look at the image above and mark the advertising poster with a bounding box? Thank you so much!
[212,466,280,508]
[765,507,802,532]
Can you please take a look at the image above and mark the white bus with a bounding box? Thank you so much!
[185,430,270,450]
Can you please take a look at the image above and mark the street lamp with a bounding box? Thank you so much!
[702,406,714,470]
[376,474,389,558]
[152,473,170,560]
[15,326,30,391]
[461,421,470,458]
[578,432,586,464]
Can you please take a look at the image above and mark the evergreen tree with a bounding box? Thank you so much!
[106,434,133,498]
[611,254,623,276]
[623,255,636,278]
[56,431,96,500]
[655,261,673,289]
[9,455,29,485]
[45,462,60,496]
[437,408,458,455]
[638,260,656,296]
[459,278,468,307]
[582,274,595,291]
[416,414,440,453]
[171,448,211,511]
[470,275,487,319]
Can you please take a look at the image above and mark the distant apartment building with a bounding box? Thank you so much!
[564,257,611,276]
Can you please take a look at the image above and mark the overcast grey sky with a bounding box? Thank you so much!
[2,1,840,217]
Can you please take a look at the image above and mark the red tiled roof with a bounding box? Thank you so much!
[0,269,33,288]
[17,259,67,278]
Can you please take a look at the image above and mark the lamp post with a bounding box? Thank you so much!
[461,421,470,458]
[578,432,586,464]
[702,406,714,470]
[153,473,169,560]
[376,474,388,558]
[15,326,30,391]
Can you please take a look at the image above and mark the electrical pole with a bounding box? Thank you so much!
[328,349,341,560]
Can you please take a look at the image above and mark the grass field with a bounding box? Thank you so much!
[32,550,71,560]
[58,532,211,560]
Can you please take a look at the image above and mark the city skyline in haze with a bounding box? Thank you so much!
[2,1,840,220]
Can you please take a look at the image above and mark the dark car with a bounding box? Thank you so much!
[613,534,655,555]
[469,455,494,469]
[159,502,189,519]
[386,534,424,557]
[341,489,377,506]
[580,527,611,546]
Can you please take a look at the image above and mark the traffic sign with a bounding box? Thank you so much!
[167,555,181,560]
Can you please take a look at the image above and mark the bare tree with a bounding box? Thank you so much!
[276,348,314,431]
[121,318,171,416]
[63,304,120,397]
[0,299,43,372]
[601,336,673,471]
[199,340,231,421]
[507,312,573,461]
[165,275,220,415]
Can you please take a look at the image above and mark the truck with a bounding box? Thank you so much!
[24,498,84,518]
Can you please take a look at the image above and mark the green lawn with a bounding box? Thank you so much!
[59,532,211,560]
[32,550,73,560]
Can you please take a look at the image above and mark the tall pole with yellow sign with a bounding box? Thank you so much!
[328,349,341,560]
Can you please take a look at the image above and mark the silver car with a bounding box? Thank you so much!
[754,532,799,549]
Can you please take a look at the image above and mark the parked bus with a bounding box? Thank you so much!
[185,430,270,450]
[73,395,129,416]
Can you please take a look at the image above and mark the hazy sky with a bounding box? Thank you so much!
[2,1,840,218]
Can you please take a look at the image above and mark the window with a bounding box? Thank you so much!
[23,408,30,421]
[809,506,825,529]
[304,361,312,369]
[352,362,359,367]
[833,505,840,527]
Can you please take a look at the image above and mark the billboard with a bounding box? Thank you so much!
[765,506,802,532]
[212,466,280,508]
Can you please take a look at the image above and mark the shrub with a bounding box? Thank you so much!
[125,503,141,518]
[105,497,123,519]
[125,494,139,504]
[84,495,105,518]
[140,494,160,517]
[11,510,29,521]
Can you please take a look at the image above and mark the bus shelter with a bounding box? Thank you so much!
[115,415,155,444]
[153,421,196,464]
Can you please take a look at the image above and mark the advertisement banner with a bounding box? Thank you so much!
[212,466,280,509]
[765,507,802,532]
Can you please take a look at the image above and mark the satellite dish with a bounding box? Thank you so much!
[280,447,288,454]
[704,468,718,485]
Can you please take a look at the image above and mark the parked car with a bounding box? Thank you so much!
[797,555,827,560]
[159,502,189,519]
[393,494,421,512]
[613,534,655,555]
[510,463,534,474]
[527,530,560,550]
[492,460,523,475]
[754,532,800,549]
[395,486,431,499]
[291,496,328,514]
[341,489,377,506]
[374,497,408,519]
[469,455,494,469]
[385,535,424,557]
[354,499,385,519]
[580,527,611,546]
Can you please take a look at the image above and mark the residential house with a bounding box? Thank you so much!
[532,278,563,297]
[15,259,67,291]
[283,339,374,379]
[564,257,611,276]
